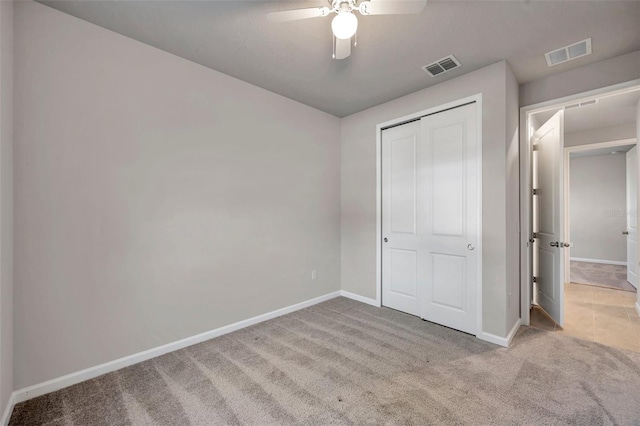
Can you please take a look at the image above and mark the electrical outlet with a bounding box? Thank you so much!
[311,270,317,280]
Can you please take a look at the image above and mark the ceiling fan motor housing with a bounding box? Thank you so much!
[332,0,370,14]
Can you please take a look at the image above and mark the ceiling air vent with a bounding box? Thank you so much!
[422,55,461,77]
[564,98,599,110]
[564,103,581,110]
[545,38,592,67]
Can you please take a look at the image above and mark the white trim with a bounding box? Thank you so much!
[520,79,640,326]
[565,139,636,153]
[479,319,521,348]
[1,392,16,426]
[570,257,627,266]
[9,291,342,408]
[520,106,533,325]
[635,302,640,318]
[375,94,483,337]
[340,290,378,306]
[476,97,484,340]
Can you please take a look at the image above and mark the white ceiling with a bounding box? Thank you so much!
[37,0,640,117]
[533,89,640,134]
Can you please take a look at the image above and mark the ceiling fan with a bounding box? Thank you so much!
[267,0,427,60]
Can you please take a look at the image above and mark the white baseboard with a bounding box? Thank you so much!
[505,318,522,345]
[8,291,342,413]
[340,290,380,307]
[570,257,627,266]
[479,318,521,348]
[1,392,17,426]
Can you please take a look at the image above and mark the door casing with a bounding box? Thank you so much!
[520,80,640,326]
[375,94,483,339]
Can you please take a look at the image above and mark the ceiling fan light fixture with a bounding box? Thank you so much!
[332,12,358,39]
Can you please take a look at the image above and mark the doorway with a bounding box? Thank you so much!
[521,82,640,352]
[566,141,637,293]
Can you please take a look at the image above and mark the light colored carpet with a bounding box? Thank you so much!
[10,297,640,425]
[571,261,637,292]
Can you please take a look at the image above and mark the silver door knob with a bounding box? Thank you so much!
[467,244,475,251]
[623,231,629,235]
[563,242,571,247]
[384,238,388,242]
[550,242,559,247]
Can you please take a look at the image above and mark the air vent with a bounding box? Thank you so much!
[422,55,461,77]
[563,98,599,110]
[579,99,597,106]
[545,38,592,67]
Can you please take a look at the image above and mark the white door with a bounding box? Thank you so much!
[381,120,422,316]
[420,104,478,334]
[533,111,565,326]
[626,146,637,288]
[382,103,479,335]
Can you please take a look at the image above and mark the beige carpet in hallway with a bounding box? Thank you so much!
[10,297,640,425]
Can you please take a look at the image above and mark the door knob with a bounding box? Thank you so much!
[467,244,475,251]
[623,231,629,235]
[563,242,571,248]
[550,242,559,247]
[384,238,388,243]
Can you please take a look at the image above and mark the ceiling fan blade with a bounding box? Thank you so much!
[267,7,328,23]
[334,36,351,60]
[360,0,426,15]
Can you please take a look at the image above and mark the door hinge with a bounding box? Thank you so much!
[532,145,539,151]
[532,277,538,283]
[532,188,539,195]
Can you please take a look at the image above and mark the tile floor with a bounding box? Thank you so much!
[530,283,640,352]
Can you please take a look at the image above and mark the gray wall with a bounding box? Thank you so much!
[341,61,519,338]
[570,154,627,263]
[0,0,13,413]
[520,50,640,107]
[14,1,341,389]
[565,123,636,147]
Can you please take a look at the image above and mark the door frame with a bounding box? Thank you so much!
[519,79,640,326]
[375,94,483,338]
[563,138,637,283]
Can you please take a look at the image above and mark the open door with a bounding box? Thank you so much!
[626,146,638,288]
[533,111,565,326]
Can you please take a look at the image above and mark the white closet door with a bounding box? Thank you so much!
[381,121,422,316]
[382,103,479,335]
[420,103,478,335]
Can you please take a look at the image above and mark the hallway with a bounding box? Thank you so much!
[530,283,640,352]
